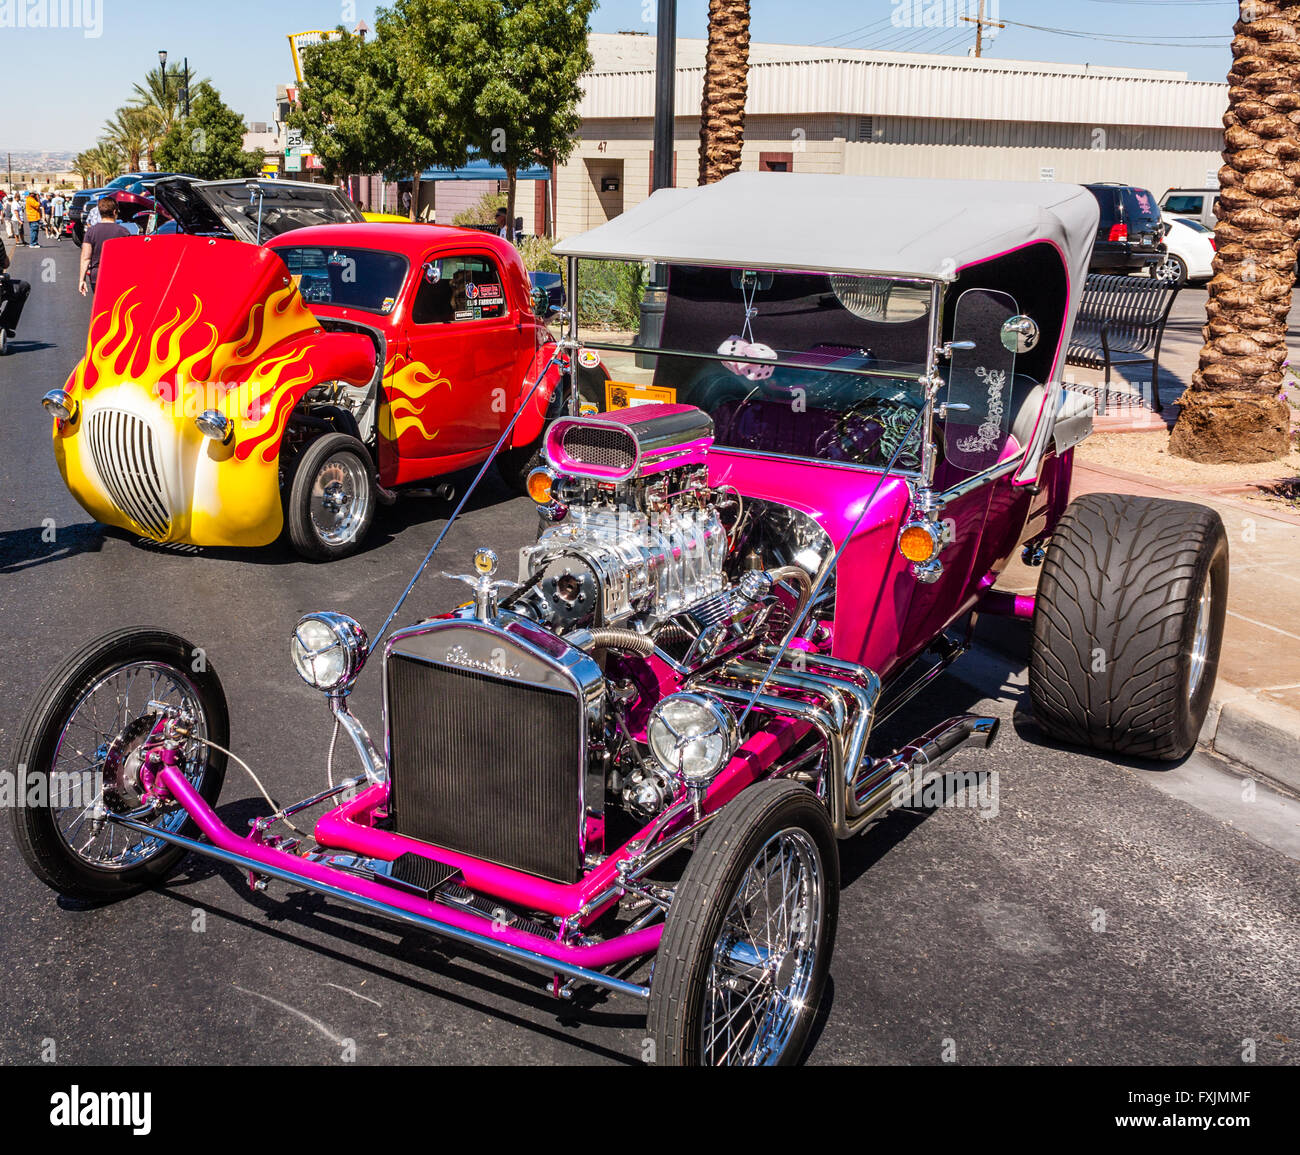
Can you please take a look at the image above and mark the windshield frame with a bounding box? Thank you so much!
[566,255,945,481]
[273,244,412,317]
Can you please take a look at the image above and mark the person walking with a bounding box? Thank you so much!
[12,194,27,245]
[51,191,64,236]
[24,188,42,248]
[79,196,128,297]
[0,235,32,353]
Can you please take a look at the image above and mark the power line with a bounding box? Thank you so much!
[1002,19,1226,42]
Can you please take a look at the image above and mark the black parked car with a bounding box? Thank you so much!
[1084,183,1165,274]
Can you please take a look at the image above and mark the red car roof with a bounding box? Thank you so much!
[266,222,518,263]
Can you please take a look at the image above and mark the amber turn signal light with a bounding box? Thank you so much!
[899,522,941,564]
[526,467,555,505]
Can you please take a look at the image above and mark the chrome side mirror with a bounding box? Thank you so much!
[1002,316,1039,354]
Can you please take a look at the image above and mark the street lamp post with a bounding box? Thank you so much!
[158,50,190,119]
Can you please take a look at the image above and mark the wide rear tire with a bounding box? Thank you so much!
[647,780,838,1066]
[1029,493,1228,761]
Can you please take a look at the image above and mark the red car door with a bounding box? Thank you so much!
[388,247,517,476]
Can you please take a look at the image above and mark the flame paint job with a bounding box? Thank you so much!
[54,236,374,547]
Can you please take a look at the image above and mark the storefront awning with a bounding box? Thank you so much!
[417,158,552,182]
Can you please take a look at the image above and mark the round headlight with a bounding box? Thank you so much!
[647,693,739,785]
[291,612,369,693]
[41,389,78,423]
[195,409,233,444]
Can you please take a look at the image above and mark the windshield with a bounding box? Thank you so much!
[576,259,934,471]
[276,246,409,314]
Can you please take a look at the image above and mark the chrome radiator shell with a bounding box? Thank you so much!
[382,613,605,883]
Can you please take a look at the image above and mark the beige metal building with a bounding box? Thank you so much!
[556,32,1227,240]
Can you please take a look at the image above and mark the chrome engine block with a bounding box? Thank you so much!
[515,405,732,633]
[518,483,728,631]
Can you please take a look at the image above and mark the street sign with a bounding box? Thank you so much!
[285,151,302,173]
[286,128,304,150]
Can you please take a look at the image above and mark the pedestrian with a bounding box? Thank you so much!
[12,194,27,245]
[495,207,513,241]
[51,191,64,235]
[1,190,10,240]
[24,188,42,247]
[0,235,32,352]
[79,196,128,297]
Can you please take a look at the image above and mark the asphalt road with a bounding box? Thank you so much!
[0,242,1296,1066]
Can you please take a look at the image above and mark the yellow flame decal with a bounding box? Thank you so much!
[378,354,451,443]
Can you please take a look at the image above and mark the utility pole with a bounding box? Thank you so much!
[961,0,1005,58]
[652,0,677,192]
[183,57,190,118]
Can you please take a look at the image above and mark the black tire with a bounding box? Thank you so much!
[1155,253,1188,287]
[10,628,229,902]
[496,439,545,494]
[285,432,376,561]
[1029,493,1228,761]
[647,780,839,1066]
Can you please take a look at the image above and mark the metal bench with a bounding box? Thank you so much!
[1066,273,1181,413]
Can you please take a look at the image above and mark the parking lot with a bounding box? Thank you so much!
[0,241,1296,1066]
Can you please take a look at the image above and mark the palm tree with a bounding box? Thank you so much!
[101,107,151,173]
[698,0,751,185]
[72,151,99,188]
[1168,0,1297,463]
[131,63,206,168]
[87,143,125,186]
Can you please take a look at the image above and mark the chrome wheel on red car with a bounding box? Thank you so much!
[285,432,377,562]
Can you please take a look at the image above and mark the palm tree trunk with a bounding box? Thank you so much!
[698,0,751,185]
[1169,0,1298,462]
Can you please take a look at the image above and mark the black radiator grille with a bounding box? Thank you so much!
[386,652,583,883]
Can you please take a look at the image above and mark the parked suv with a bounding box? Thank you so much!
[1160,187,1220,230]
[1084,183,1165,274]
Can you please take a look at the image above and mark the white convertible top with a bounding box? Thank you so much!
[555,171,1098,287]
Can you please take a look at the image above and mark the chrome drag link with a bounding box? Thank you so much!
[106,815,651,1000]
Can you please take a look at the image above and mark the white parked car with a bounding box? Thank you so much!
[1152,215,1215,286]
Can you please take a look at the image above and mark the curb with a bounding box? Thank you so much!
[966,615,1300,797]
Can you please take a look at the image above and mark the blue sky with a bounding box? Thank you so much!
[0,0,1238,153]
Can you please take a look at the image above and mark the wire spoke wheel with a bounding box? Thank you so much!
[647,780,838,1066]
[11,629,229,902]
[49,661,210,871]
[702,828,823,1065]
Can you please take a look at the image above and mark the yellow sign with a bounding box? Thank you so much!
[605,381,676,410]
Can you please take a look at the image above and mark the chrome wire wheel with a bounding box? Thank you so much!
[1188,572,1213,702]
[310,454,373,547]
[49,661,210,870]
[701,827,824,1065]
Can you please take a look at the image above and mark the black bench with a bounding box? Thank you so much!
[1066,273,1181,413]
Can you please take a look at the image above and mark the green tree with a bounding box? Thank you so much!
[156,83,264,181]
[392,0,593,230]
[289,21,450,217]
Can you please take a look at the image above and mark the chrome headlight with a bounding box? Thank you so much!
[291,612,369,693]
[41,389,78,423]
[647,693,739,785]
[195,409,233,444]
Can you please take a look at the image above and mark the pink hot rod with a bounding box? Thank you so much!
[11,175,1228,1065]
